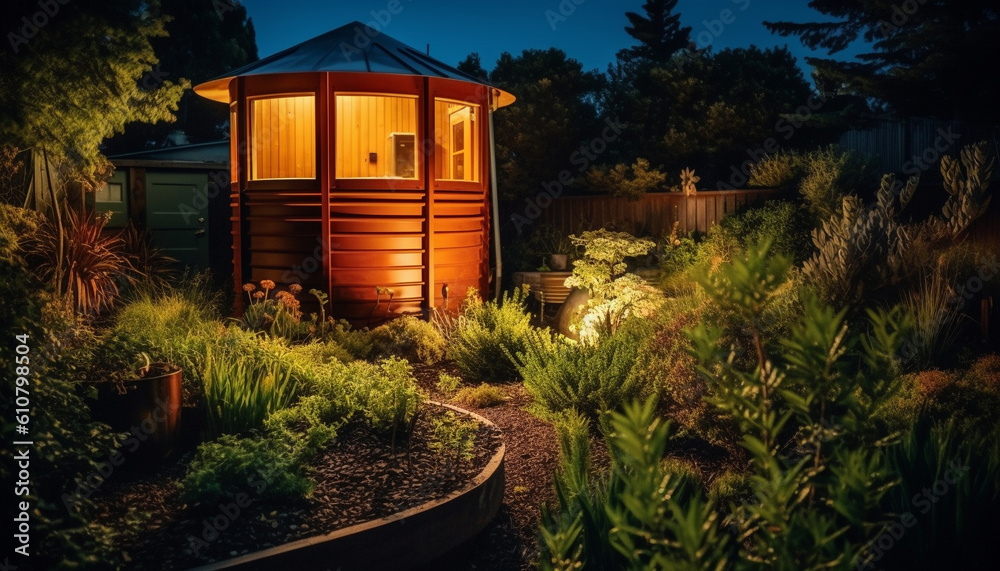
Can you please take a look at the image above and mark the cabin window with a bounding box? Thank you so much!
[434,99,480,183]
[93,180,127,227]
[249,95,316,180]
[335,94,419,179]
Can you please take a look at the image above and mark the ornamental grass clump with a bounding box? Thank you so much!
[202,330,299,438]
[448,286,535,382]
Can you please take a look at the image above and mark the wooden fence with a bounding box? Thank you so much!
[537,189,782,237]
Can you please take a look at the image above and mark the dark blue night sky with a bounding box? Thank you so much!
[239,0,868,84]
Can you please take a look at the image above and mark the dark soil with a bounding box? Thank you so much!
[90,360,588,571]
[92,399,501,569]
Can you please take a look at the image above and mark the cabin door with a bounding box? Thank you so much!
[145,172,210,270]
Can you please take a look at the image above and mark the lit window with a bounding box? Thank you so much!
[250,95,316,180]
[434,99,480,182]
[335,94,418,179]
[95,182,123,203]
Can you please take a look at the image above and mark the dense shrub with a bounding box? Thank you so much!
[370,315,447,365]
[0,260,122,568]
[517,318,650,419]
[749,146,877,222]
[453,384,508,408]
[705,200,813,264]
[633,301,742,452]
[180,434,315,506]
[448,286,535,382]
[874,355,1000,438]
[348,357,423,435]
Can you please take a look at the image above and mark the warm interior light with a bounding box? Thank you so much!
[335,94,419,179]
[435,99,480,183]
[250,95,316,180]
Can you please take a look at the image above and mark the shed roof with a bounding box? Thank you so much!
[108,140,229,169]
[194,21,514,108]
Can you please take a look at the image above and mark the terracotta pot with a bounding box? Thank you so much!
[537,271,573,305]
[96,363,183,466]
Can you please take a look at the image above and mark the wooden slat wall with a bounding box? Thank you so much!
[335,95,417,178]
[538,190,781,237]
[250,95,315,180]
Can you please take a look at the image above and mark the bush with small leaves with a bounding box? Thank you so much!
[427,411,479,467]
[180,434,314,506]
[436,372,462,396]
[448,286,536,382]
[453,383,507,408]
[370,315,446,365]
[517,318,650,420]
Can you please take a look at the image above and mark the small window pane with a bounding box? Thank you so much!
[435,99,480,183]
[96,182,123,202]
[250,95,316,180]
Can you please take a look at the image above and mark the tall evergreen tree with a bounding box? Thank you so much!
[765,0,1000,123]
[622,0,692,64]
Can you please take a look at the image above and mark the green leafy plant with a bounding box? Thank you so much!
[370,315,447,365]
[436,372,462,396]
[448,286,536,382]
[179,433,314,506]
[539,398,731,570]
[452,383,507,408]
[517,318,650,419]
[565,229,661,341]
[427,411,479,466]
[872,419,1000,570]
[202,333,299,438]
[687,240,912,570]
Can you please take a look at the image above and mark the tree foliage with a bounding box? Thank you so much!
[489,48,604,201]
[621,0,691,64]
[103,0,258,152]
[0,0,189,188]
[765,0,1000,123]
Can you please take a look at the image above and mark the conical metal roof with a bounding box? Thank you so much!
[194,21,514,107]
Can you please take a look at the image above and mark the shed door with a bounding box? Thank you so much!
[146,172,209,269]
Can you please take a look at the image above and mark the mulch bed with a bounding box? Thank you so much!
[90,360,587,570]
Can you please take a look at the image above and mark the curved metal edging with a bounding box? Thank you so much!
[190,402,505,571]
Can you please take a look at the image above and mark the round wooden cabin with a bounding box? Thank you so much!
[194,22,514,321]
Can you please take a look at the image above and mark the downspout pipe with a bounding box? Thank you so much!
[489,89,502,300]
